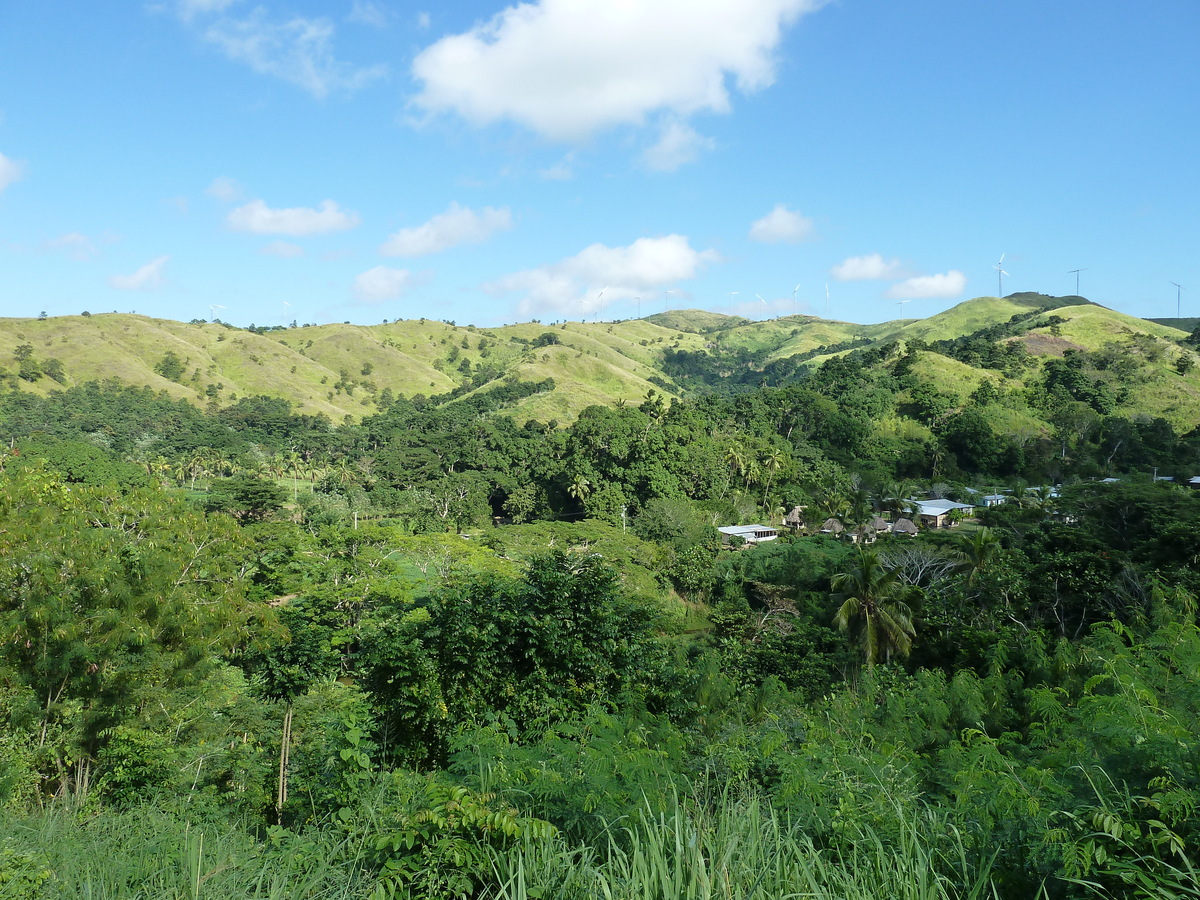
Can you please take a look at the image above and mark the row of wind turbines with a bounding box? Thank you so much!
[996,254,1186,317]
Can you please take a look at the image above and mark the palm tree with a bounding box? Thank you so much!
[722,443,748,501]
[877,479,918,519]
[954,527,1001,586]
[331,457,357,487]
[759,448,785,513]
[567,474,592,504]
[283,450,304,501]
[183,450,208,490]
[833,547,918,667]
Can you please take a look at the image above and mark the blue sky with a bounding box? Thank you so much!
[1,1,1196,329]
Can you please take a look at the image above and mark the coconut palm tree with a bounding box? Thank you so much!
[567,474,592,504]
[954,526,1001,586]
[759,448,785,513]
[833,547,919,667]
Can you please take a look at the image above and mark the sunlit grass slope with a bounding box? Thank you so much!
[4,295,1200,429]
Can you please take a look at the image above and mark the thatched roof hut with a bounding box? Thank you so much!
[820,517,845,535]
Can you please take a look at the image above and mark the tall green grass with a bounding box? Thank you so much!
[488,792,1001,900]
[0,805,371,900]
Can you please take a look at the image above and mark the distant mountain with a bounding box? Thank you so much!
[2,294,1198,431]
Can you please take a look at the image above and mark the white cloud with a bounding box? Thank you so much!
[539,160,574,181]
[200,11,387,98]
[748,204,815,243]
[109,256,169,291]
[46,232,99,261]
[380,202,512,257]
[206,175,242,203]
[227,199,360,236]
[348,1,390,28]
[488,234,719,317]
[260,240,304,258]
[885,270,967,300]
[831,253,907,281]
[416,11,431,29]
[353,266,415,303]
[411,0,823,141]
[642,120,715,172]
[0,152,25,192]
[177,0,240,23]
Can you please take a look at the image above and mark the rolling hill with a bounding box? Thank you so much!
[2,294,1198,431]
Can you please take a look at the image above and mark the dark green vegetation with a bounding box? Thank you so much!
[2,297,1200,898]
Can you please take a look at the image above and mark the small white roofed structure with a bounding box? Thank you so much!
[718,524,779,546]
[909,498,975,528]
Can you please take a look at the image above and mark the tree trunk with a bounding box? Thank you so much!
[276,704,293,824]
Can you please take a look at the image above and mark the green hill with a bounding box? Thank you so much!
[4,294,1200,432]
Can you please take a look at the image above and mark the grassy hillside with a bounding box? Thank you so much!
[5,294,1200,431]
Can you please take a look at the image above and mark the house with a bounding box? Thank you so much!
[819,517,845,536]
[852,516,892,544]
[980,493,1008,507]
[908,498,975,529]
[1188,476,1200,490]
[718,524,779,547]
[783,505,807,530]
[891,517,919,536]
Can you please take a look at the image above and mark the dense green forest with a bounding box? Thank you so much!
[2,309,1200,898]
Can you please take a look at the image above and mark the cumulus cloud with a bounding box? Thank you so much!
[206,175,242,203]
[411,0,822,142]
[885,270,967,300]
[353,266,415,303]
[260,240,304,258]
[0,152,25,192]
[380,202,512,257]
[749,204,815,243]
[831,253,907,281]
[109,256,169,291]
[487,234,719,317]
[199,10,387,98]
[642,121,716,171]
[227,199,360,236]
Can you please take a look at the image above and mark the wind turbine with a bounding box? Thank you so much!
[1171,281,1184,318]
[792,283,801,316]
[664,289,676,312]
[590,288,606,321]
[994,254,1008,297]
[824,283,830,319]
[895,298,913,315]
[756,294,768,318]
[209,304,225,322]
[1068,269,1086,295]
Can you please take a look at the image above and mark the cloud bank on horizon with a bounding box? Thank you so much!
[488,235,720,319]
